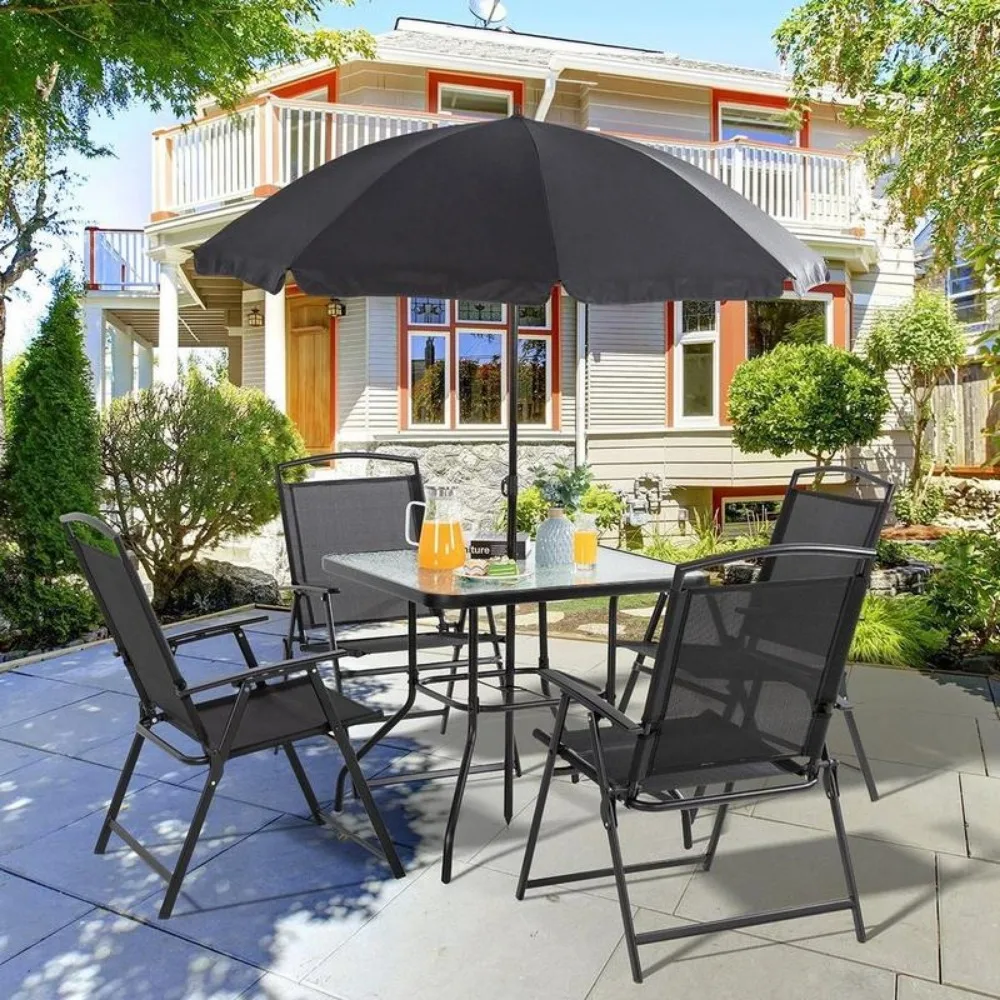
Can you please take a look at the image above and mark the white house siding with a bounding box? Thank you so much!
[365,296,401,435]
[583,78,712,141]
[586,302,666,429]
[336,297,368,438]
[241,332,265,392]
[808,103,859,152]
[560,296,577,433]
[337,63,426,110]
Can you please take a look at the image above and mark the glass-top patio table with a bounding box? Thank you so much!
[322,546,682,882]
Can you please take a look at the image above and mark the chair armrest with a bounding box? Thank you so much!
[543,669,641,732]
[290,583,340,597]
[182,649,345,695]
[166,614,270,649]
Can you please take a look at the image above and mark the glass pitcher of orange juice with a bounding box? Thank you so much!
[405,486,466,570]
[573,513,599,572]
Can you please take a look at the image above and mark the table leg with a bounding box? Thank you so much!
[504,602,516,823]
[442,606,479,883]
[606,596,619,704]
[537,602,551,698]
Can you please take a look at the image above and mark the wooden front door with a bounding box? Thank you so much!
[286,297,335,453]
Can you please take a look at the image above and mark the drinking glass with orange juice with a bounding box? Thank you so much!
[405,487,466,571]
[573,513,599,572]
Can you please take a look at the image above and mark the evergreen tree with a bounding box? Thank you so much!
[3,270,101,574]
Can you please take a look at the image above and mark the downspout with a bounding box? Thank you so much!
[533,57,565,123]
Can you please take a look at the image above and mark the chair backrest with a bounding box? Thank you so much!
[632,544,873,792]
[61,514,202,735]
[764,466,892,581]
[277,452,429,628]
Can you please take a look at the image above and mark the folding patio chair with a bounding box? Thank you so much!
[62,513,405,920]
[277,452,501,730]
[615,465,893,801]
[517,543,874,984]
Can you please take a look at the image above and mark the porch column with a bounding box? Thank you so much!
[82,304,105,404]
[135,335,154,390]
[156,262,180,383]
[263,286,286,411]
[110,324,135,399]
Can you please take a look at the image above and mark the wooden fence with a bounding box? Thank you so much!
[931,362,1000,472]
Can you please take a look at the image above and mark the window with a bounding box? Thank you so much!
[404,292,557,429]
[747,297,829,358]
[721,496,783,527]
[674,300,719,424]
[438,85,512,118]
[947,264,987,326]
[719,105,798,146]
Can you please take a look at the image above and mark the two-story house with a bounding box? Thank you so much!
[81,16,916,534]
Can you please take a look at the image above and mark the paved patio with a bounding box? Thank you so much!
[1,609,999,1000]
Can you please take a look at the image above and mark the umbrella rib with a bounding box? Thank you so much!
[522,119,562,283]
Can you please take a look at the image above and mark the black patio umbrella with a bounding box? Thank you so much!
[194,115,827,555]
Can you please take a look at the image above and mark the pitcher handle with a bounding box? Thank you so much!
[404,501,425,547]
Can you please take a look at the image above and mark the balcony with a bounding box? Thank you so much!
[151,97,870,231]
[84,227,159,292]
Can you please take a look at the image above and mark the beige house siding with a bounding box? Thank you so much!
[240,332,265,392]
[336,297,368,437]
[583,77,712,140]
[808,103,859,152]
[366,296,400,435]
[337,63,426,110]
[559,296,577,433]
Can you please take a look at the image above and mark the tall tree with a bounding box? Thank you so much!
[0,0,373,449]
[775,0,1000,272]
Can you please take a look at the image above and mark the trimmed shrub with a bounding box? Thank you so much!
[892,481,946,526]
[729,343,889,481]
[496,484,549,538]
[101,370,306,611]
[927,530,1000,653]
[849,594,948,668]
[578,484,625,533]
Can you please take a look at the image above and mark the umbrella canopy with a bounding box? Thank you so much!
[194,115,828,555]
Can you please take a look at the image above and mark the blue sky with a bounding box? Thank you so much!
[7,0,798,353]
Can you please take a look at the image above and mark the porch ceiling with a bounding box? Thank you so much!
[181,261,244,312]
[106,306,232,348]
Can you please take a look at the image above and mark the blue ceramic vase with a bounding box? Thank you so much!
[535,507,575,568]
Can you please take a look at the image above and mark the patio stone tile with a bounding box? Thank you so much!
[305,861,626,1000]
[0,671,98,727]
[938,854,1000,996]
[81,730,207,786]
[179,736,409,818]
[0,908,262,1000]
[959,773,1000,862]
[133,816,412,981]
[897,978,994,1000]
[752,755,968,856]
[240,974,344,999]
[1,781,287,912]
[586,907,895,998]
[0,755,154,856]
[20,649,136,695]
[977,718,1000,778]
[0,873,94,965]
[0,738,46,779]
[846,667,998,720]
[675,813,939,979]
[474,773,698,916]
[0,690,138,757]
[826,706,985,775]
[14,642,119,679]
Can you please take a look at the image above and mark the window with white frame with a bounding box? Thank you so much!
[746,295,831,358]
[946,263,987,326]
[404,294,555,429]
[438,84,513,118]
[719,105,798,146]
[674,300,719,424]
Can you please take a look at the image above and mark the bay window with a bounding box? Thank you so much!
[674,300,719,424]
[404,292,557,430]
[746,296,830,358]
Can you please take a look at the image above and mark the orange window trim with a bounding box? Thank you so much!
[274,70,338,103]
[711,484,786,524]
[718,300,747,426]
[711,88,810,148]
[427,70,525,115]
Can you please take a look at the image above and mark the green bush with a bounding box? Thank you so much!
[2,271,101,575]
[578,484,624,533]
[101,370,306,611]
[892,481,946,526]
[875,538,910,568]
[927,531,1000,653]
[729,343,889,479]
[849,594,948,668]
[496,484,549,538]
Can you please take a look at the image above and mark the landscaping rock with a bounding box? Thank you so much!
[162,559,280,620]
[869,562,934,596]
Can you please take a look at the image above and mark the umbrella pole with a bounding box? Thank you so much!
[505,306,519,560]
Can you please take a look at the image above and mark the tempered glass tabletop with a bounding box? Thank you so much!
[321,547,681,610]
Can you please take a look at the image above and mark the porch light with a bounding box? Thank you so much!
[327,298,347,318]
[246,306,264,329]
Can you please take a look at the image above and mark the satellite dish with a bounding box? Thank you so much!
[469,0,508,27]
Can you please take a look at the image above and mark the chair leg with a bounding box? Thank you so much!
[825,760,866,943]
[516,695,569,900]
[284,743,323,823]
[839,689,878,801]
[95,732,144,854]
[159,759,224,919]
[617,659,644,714]
[702,783,734,871]
[331,723,405,879]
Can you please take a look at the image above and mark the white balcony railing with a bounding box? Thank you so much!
[85,227,159,291]
[151,97,870,231]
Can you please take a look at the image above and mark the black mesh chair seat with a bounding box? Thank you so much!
[61,513,406,921]
[517,543,875,984]
[188,679,383,755]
